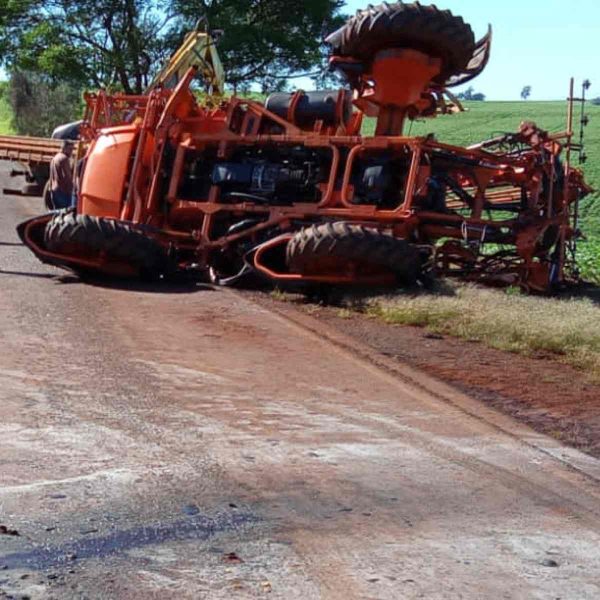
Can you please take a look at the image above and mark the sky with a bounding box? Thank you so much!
[340,0,598,101]
[1,0,596,101]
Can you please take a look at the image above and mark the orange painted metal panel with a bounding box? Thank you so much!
[79,127,138,218]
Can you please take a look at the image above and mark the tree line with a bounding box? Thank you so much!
[0,0,345,135]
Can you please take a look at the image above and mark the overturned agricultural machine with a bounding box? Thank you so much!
[18,2,592,293]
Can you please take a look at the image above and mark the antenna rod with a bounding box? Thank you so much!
[578,79,590,164]
[563,78,575,210]
[572,79,590,268]
[558,78,575,283]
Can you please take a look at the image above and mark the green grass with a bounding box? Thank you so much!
[363,283,600,380]
[359,102,600,373]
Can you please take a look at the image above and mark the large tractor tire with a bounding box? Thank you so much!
[326,2,475,84]
[44,211,173,279]
[286,222,421,283]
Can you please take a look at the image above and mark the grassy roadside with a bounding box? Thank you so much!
[355,283,600,380]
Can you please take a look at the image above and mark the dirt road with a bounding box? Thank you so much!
[1,162,600,599]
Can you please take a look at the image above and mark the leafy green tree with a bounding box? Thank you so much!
[0,0,346,95]
[456,86,486,101]
[8,71,82,136]
[0,0,171,94]
[172,0,346,93]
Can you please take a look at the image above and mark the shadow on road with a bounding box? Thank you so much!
[0,268,62,280]
[0,241,24,247]
[86,277,215,294]
[0,268,213,293]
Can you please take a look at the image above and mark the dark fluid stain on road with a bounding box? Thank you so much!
[0,510,256,571]
[182,504,201,516]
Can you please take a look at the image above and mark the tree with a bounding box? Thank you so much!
[591,97,600,106]
[0,1,174,94]
[0,0,346,95]
[456,86,474,101]
[456,86,485,101]
[172,0,346,93]
[8,71,82,136]
[521,85,532,100]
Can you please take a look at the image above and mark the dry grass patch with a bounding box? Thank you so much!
[364,284,600,379]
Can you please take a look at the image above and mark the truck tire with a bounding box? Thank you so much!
[286,222,421,283]
[44,211,173,279]
[326,2,475,84]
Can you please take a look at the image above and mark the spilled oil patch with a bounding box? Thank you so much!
[1,510,256,571]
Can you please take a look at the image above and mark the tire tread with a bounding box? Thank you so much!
[44,211,172,279]
[286,221,420,282]
[327,1,475,83]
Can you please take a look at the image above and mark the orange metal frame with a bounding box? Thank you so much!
[19,58,592,292]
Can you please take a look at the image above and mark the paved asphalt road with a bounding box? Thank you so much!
[1,161,600,599]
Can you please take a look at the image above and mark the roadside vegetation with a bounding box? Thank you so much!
[338,283,600,381]
[350,99,600,368]
[0,82,14,135]
[6,72,82,138]
[357,101,600,377]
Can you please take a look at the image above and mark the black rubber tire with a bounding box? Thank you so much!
[286,222,421,283]
[44,211,172,279]
[326,2,475,84]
